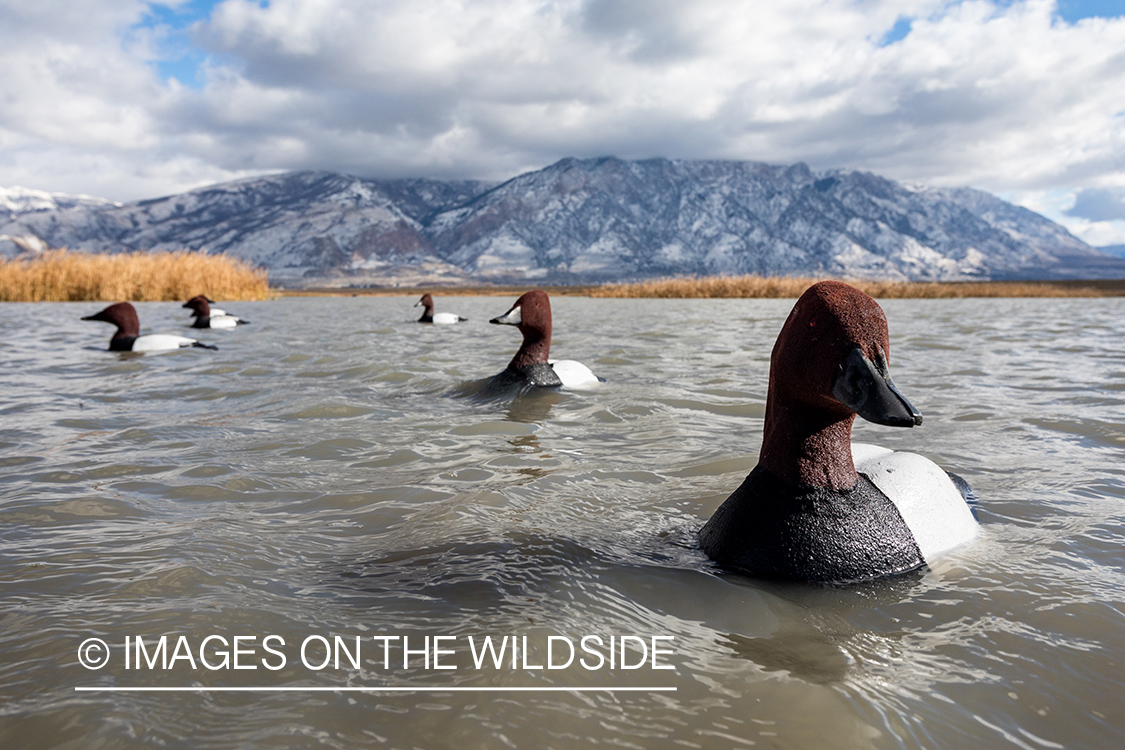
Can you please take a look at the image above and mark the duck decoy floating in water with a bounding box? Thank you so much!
[415,293,467,324]
[699,280,977,583]
[83,302,218,352]
[183,295,249,329]
[488,290,600,390]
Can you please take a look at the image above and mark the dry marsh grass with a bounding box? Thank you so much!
[0,250,271,302]
[587,275,1124,299]
[289,275,1123,299]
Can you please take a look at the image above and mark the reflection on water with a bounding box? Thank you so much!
[1,295,1123,749]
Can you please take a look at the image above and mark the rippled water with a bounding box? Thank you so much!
[1,295,1123,749]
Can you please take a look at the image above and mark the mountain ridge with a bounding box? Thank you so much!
[3,157,1121,285]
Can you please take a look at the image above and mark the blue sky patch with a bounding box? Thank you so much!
[970,0,1122,22]
[1056,0,1125,23]
[135,0,223,88]
[878,17,913,46]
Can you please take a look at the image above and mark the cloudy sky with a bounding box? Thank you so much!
[1,0,1123,245]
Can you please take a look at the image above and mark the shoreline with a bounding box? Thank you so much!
[278,276,1125,299]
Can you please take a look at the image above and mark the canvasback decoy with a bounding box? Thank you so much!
[415,294,467,324]
[82,302,218,352]
[488,290,600,389]
[699,280,977,583]
[183,295,248,329]
[191,295,227,316]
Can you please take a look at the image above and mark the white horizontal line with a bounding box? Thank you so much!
[75,686,676,693]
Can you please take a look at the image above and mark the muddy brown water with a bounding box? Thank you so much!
[1,295,1122,749]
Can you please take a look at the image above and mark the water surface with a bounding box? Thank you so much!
[1,295,1122,749]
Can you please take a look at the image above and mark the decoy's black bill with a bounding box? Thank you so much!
[832,346,923,427]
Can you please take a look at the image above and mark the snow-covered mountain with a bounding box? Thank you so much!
[0,173,490,284]
[1,186,120,254]
[2,158,1118,285]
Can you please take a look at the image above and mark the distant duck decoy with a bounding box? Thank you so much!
[183,295,249,329]
[698,280,978,583]
[415,293,467,324]
[194,296,227,316]
[83,302,218,352]
[488,290,600,389]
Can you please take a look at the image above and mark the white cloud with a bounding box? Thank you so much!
[1,0,1124,245]
[1067,186,1125,221]
[1002,185,1125,247]
[1059,186,1125,246]
[1058,217,1125,247]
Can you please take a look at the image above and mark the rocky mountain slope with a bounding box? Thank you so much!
[2,158,1118,285]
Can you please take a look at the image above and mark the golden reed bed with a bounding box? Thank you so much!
[3,250,1120,301]
[586,275,1124,299]
[291,274,1124,299]
[0,250,271,302]
[297,275,1122,298]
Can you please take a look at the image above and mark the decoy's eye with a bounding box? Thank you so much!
[809,318,816,328]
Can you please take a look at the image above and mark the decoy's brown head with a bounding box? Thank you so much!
[489,290,553,367]
[82,301,141,337]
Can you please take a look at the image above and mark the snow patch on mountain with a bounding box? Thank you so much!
[2,158,1119,284]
